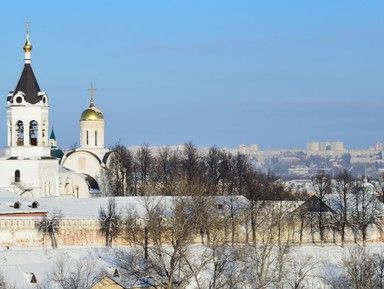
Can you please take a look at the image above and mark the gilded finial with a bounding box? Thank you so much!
[23,20,32,52]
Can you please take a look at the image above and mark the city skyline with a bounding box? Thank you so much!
[0,1,383,149]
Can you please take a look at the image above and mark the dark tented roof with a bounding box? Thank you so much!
[49,129,56,140]
[13,64,42,104]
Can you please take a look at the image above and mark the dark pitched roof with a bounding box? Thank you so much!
[49,129,56,140]
[294,195,335,214]
[13,64,42,104]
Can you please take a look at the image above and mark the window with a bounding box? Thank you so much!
[16,121,24,146]
[14,170,20,183]
[86,130,89,145]
[95,131,98,146]
[29,120,38,146]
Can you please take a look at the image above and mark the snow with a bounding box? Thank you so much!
[0,188,46,215]
[37,195,249,219]
[0,244,384,288]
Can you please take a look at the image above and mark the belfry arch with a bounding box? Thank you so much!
[16,121,24,146]
[29,120,38,146]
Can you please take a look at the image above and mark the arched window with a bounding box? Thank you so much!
[42,120,47,145]
[16,121,24,146]
[14,170,20,183]
[31,201,39,209]
[95,131,98,146]
[8,121,12,146]
[86,130,89,145]
[29,120,38,146]
[13,202,20,209]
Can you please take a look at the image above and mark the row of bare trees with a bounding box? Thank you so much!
[325,246,384,289]
[95,192,312,288]
[104,142,295,199]
[305,170,382,247]
[6,243,384,289]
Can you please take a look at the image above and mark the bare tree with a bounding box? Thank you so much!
[182,142,203,195]
[334,170,354,247]
[350,179,380,246]
[155,147,181,195]
[46,255,102,289]
[204,146,222,195]
[311,171,332,245]
[136,144,153,196]
[375,172,384,203]
[341,246,376,289]
[373,251,384,289]
[116,197,212,289]
[284,255,317,289]
[106,143,134,196]
[123,206,141,246]
[241,200,293,289]
[99,198,122,247]
[37,209,63,249]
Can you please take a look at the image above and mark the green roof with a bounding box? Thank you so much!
[49,129,56,140]
[51,148,64,159]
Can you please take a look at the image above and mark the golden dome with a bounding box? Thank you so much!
[80,106,104,121]
[23,38,32,52]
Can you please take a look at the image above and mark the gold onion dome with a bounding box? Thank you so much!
[80,104,104,121]
[23,36,32,52]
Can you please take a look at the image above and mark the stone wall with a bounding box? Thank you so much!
[0,217,383,248]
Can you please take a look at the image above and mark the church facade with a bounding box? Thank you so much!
[0,33,109,199]
[60,90,111,192]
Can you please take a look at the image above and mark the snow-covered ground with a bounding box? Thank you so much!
[1,244,384,288]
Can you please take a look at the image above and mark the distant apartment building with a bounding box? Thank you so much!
[306,141,345,156]
[236,144,259,155]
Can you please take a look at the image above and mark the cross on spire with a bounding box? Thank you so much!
[24,19,31,35]
[87,83,96,106]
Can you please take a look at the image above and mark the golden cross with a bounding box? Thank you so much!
[87,83,97,105]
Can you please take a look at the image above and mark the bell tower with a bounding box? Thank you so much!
[5,30,50,158]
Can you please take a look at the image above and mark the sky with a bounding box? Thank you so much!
[0,1,383,149]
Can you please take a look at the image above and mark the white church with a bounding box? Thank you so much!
[0,32,110,199]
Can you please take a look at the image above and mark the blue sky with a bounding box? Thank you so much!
[0,1,383,149]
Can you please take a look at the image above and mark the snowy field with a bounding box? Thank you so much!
[1,244,384,288]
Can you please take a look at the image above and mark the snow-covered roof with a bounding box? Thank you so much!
[37,195,249,219]
[0,189,46,216]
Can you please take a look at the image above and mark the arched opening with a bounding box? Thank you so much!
[12,202,21,209]
[14,170,20,183]
[29,120,38,146]
[42,120,47,146]
[31,201,39,209]
[16,121,24,146]
[95,130,98,146]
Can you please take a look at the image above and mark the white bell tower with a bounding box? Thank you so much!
[5,30,50,158]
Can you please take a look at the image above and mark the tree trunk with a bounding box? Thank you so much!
[251,208,256,246]
[105,228,110,247]
[362,227,367,247]
[144,226,148,260]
